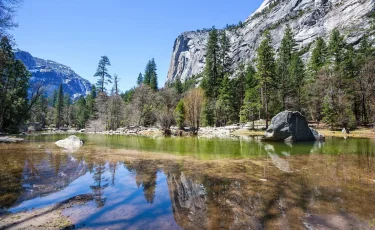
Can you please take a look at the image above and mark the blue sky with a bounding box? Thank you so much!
[13,0,263,92]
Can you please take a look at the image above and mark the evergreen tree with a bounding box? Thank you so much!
[307,37,327,79]
[276,25,296,110]
[216,74,233,126]
[137,73,143,85]
[94,56,112,93]
[63,94,71,126]
[75,97,89,129]
[240,72,261,128]
[327,29,346,70]
[289,53,306,111]
[219,30,232,75]
[322,95,336,130]
[174,77,183,94]
[54,84,64,128]
[202,27,220,99]
[86,85,97,118]
[0,37,31,132]
[30,94,49,127]
[174,99,185,130]
[144,58,158,91]
[255,31,276,129]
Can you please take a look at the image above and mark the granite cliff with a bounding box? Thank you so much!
[167,0,374,83]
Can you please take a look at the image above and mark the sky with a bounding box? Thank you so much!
[12,0,264,92]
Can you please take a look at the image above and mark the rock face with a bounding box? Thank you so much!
[55,135,84,153]
[167,0,374,83]
[15,50,91,100]
[264,111,324,142]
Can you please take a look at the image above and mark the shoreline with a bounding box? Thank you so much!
[13,126,375,139]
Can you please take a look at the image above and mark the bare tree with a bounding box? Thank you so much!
[0,0,22,36]
[108,95,124,130]
[124,84,156,126]
[184,88,204,135]
[155,88,179,135]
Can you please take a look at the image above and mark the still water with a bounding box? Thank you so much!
[0,134,375,229]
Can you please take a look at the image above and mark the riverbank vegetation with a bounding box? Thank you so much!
[1,0,375,135]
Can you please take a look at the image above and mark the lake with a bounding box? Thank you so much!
[0,134,375,229]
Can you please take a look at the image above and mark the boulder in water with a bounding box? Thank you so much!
[264,111,324,142]
[55,135,83,152]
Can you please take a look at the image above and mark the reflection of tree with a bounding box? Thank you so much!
[125,160,157,204]
[108,162,118,186]
[0,153,25,209]
[90,163,108,207]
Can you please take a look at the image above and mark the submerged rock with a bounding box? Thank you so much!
[264,111,324,142]
[55,135,83,153]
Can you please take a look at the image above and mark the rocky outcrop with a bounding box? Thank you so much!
[167,0,374,83]
[15,50,91,100]
[263,111,324,142]
[55,135,84,153]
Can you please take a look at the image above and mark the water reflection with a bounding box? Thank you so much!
[0,136,375,229]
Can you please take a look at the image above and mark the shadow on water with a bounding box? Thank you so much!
[0,135,375,229]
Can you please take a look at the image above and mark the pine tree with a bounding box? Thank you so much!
[0,38,34,132]
[322,95,336,130]
[94,56,112,93]
[255,31,276,129]
[327,29,346,70]
[137,73,143,85]
[289,53,306,111]
[86,85,97,118]
[55,83,64,128]
[307,37,327,79]
[63,94,71,126]
[174,77,183,94]
[276,25,296,110]
[202,27,220,99]
[216,74,233,126]
[219,30,232,76]
[143,60,152,85]
[240,80,261,128]
[75,97,89,129]
[174,99,185,130]
[144,58,158,91]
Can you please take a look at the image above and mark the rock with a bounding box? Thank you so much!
[55,135,83,153]
[342,128,349,134]
[0,136,24,143]
[166,0,373,84]
[311,127,325,141]
[263,111,324,142]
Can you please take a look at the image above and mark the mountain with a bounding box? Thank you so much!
[15,50,91,99]
[167,0,374,83]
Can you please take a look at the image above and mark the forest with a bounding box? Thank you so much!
[0,2,375,134]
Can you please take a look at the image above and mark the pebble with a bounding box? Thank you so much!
[259,179,267,182]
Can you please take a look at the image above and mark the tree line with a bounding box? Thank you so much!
[1,0,374,134]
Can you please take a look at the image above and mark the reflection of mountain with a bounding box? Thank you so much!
[165,169,264,229]
[167,172,207,229]
[125,160,158,204]
[0,149,87,209]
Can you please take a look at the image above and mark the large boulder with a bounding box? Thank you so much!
[55,135,84,153]
[263,111,324,142]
